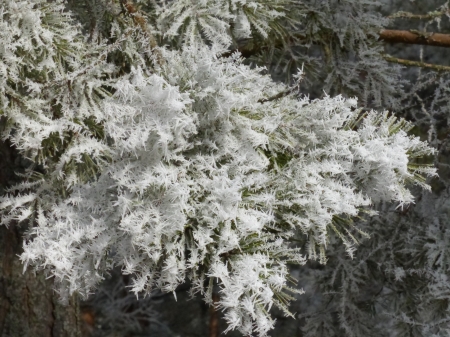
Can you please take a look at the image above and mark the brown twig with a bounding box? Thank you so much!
[209,292,220,337]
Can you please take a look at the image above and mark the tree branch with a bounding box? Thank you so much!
[221,29,450,75]
[379,29,450,48]
[383,55,450,72]
[221,37,292,59]
[223,29,450,61]
[258,87,296,103]
[388,10,449,20]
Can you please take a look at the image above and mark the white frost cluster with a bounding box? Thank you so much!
[0,1,436,336]
[154,0,288,47]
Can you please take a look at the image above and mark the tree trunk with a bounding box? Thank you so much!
[0,138,82,337]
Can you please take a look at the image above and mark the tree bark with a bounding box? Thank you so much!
[379,29,450,48]
[222,30,450,62]
[0,138,82,337]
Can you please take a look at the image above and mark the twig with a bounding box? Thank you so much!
[258,87,297,104]
[383,55,450,72]
[209,292,219,337]
[388,10,449,20]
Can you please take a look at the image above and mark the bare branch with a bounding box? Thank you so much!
[223,29,450,62]
[388,10,449,20]
[379,29,450,48]
[222,29,450,75]
[383,55,450,72]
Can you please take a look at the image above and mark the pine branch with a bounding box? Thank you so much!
[379,29,450,48]
[383,55,450,72]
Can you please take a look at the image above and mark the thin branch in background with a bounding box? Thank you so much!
[388,9,450,20]
[383,55,450,72]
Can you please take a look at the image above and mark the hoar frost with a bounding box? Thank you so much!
[0,1,436,336]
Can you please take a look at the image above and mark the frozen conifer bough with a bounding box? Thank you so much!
[0,0,437,336]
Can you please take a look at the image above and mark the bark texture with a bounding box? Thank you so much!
[222,29,450,63]
[0,138,82,337]
[379,29,450,48]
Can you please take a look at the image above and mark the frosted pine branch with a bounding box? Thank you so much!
[0,1,438,336]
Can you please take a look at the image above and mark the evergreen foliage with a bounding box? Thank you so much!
[0,0,443,336]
